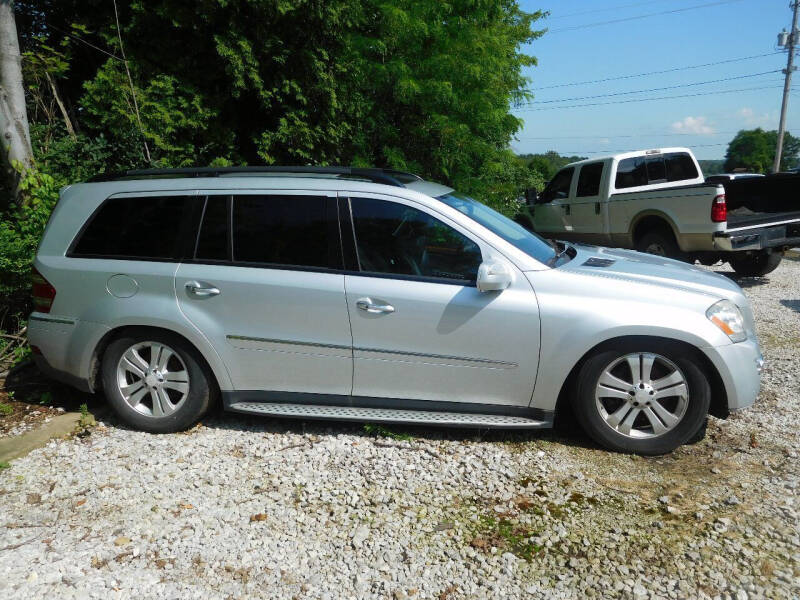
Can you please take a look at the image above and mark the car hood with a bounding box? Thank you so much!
[558,243,746,302]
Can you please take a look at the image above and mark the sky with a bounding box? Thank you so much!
[512,0,800,160]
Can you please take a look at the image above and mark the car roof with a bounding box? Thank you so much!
[564,147,695,169]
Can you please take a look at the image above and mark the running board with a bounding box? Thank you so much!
[227,402,550,429]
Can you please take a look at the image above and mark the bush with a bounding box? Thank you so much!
[0,167,59,321]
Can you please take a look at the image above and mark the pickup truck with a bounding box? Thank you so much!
[518,147,800,276]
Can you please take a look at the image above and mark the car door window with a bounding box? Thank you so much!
[231,194,338,269]
[576,162,604,197]
[539,167,574,202]
[195,195,230,261]
[349,197,482,283]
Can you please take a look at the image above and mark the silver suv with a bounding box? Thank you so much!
[29,167,763,454]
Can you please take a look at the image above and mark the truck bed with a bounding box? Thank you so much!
[722,173,800,229]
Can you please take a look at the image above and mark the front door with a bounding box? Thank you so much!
[175,192,353,395]
[567,161,609,243]
[342,194,540,408]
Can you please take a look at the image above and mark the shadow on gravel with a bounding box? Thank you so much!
[715,272,771,288]
[3,361,97,413]
[779,299,800,313]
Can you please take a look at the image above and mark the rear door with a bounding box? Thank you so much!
[341,193,540,408]
[175,191,353,395]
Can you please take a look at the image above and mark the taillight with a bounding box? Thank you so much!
[711,194,727,223]
[31,267,56,313]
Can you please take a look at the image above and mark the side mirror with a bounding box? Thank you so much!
[477,260,512,292]
[524,188,539,207]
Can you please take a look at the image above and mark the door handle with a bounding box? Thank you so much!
[356,297,395,314]
[185,281,220,297]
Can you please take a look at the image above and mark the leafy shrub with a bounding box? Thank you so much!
[0,167,59,319]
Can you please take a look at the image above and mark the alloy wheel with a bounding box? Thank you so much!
[594,352,689,439]
[115,341,190,418]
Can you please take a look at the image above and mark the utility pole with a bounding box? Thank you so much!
[773,1,800,173]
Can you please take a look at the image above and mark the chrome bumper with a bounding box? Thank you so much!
[714,221,800,251]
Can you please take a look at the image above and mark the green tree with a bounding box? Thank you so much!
[723,128,800,173]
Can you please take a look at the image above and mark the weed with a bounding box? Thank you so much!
[363,423,413,441]
[0,461,10,470]
[79,403,89,418]
[0,402,12,416]
[38,391,53,406]
[471,514,542,561]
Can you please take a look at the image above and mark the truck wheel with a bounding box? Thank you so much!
[728,250,782,277]
[572,342,711,455]
[635,229,684,260]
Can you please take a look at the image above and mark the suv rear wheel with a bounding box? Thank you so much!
[102,330,214,433]
[572,343,710,455]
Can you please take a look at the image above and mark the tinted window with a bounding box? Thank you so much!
[576,162,604,197]
[73,195,192,259]
[232,195,332,268]
[646,155,667,183]
[665,152,699,182]
[195,196,229,261]
[437,192,556,265]
[539,167,574,202]
[350,197,482,283]
[615,157,647,189]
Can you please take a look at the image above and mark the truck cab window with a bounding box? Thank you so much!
[539,167,574,202]
[615,157,647,189]
[646,155,667,184]
[576,162,604,197]
[665,152,699,182]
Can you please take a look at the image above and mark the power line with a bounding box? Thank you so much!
[526,70,781,104]
[548,0,744,33]
[546,0,676,20]
[528,53,782,91]
[46,24,123,62]
[515,85,786,111]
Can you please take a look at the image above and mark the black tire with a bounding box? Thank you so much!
[635,228,684,261]
[101,329,214,433]
[571,341,711,455]
[727,250,782,277]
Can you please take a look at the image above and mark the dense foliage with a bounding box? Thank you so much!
[724,128,800,173]
[518,151,587,184]
[1,0,546,319]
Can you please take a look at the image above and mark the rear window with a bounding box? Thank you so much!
[72,195,193,259]
[665,152,699,181]
[232,195,335,269]
[576,162,604,197]
[616,153,698,189]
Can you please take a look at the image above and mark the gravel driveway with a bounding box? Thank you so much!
[1,257,798,600]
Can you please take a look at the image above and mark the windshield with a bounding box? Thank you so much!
[437,191,557,265]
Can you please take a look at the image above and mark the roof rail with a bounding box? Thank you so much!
[87,166,423,187]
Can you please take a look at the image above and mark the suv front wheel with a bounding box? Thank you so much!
[102,330,214,433]
[572,343,711,455]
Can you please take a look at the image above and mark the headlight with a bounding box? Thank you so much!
[706,300,747,343]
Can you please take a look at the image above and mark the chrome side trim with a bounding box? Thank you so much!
[354,346,518,369]
[226,334,517,368]
[29,315,75,325]
[226,334,350,352]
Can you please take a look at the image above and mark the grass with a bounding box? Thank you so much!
[363,423,413,441]
[0,402,12,416]
[0,461,10,471]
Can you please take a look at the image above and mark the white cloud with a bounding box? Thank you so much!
[670,116,715,135]
[737,107,775,128]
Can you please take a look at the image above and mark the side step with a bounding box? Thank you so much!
[228,402,550,429]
